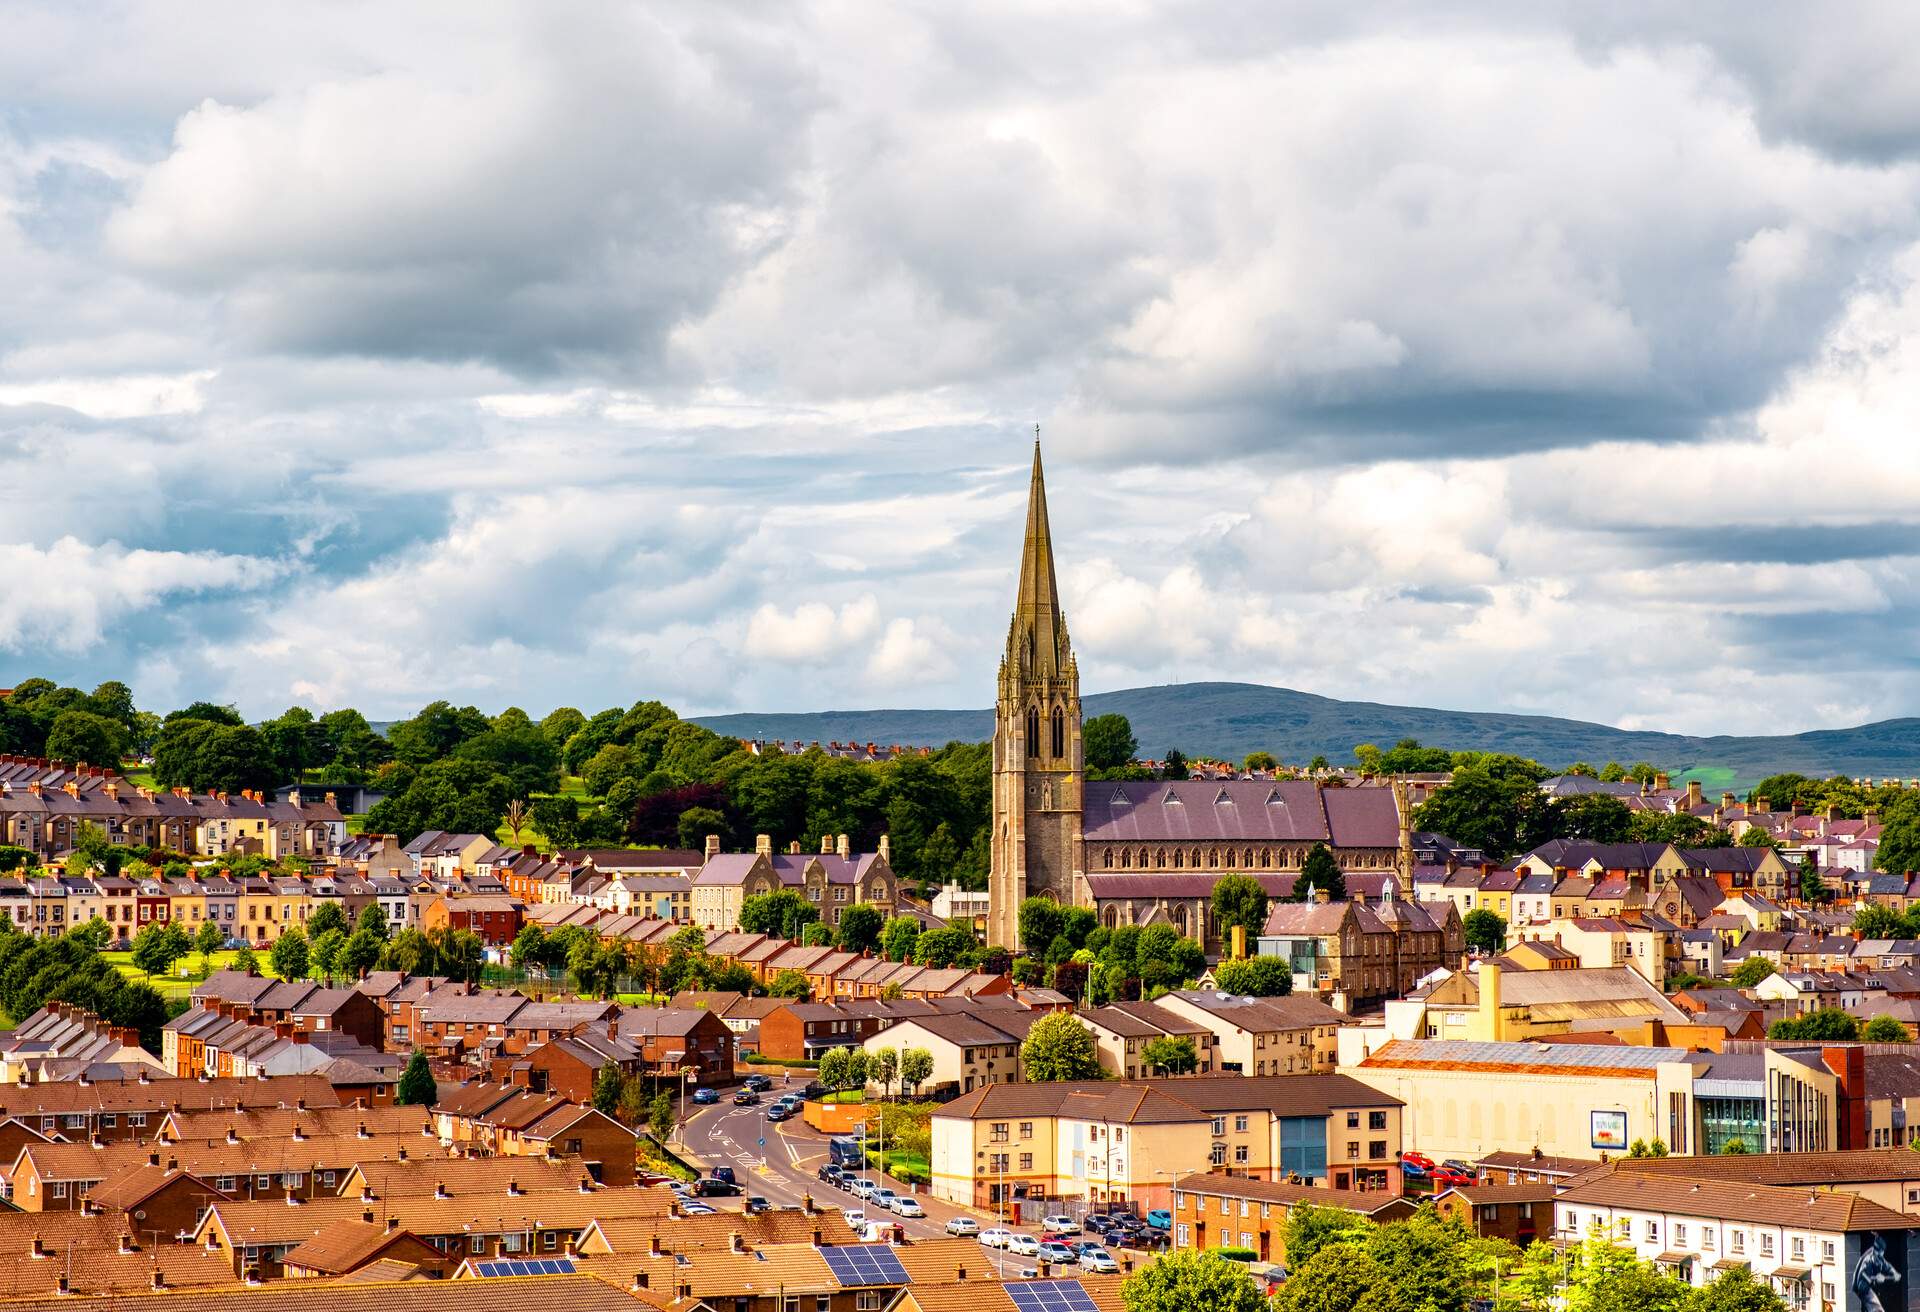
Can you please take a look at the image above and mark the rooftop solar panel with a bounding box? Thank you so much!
[1007,1280,1099,1312]
[821,1243,910,1287]
[472,1258,577,1277]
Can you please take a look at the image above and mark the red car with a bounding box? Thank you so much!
[1401,1152,1436,1172]
[1429,1169,1475,1189]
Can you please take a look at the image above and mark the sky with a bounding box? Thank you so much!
[6,2,1920,736]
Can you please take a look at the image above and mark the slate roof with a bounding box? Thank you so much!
[1081,779,1399,846]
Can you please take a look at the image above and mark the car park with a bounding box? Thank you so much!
[1038,1242,1078,1265]
[981,1229,1013,1249]
[892,1198,926,1219]
[1080,1248,1119,1274]
[1008,1235,1041,1257]
[945,1218,980,1237]
[692,1087,719,1105]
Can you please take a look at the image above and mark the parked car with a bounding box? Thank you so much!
[1400,1160,1429,1178]
[1080,1248,1119,1274]
[981,1228,1014,1249]
[1083,1216,1115,1234]
[849,1179,879,1200]
[733,1091,760,1106]
[1008,1235,1042,1257]
[765,1106,790,1122]
[712,1167,737,1185]
[871,1189,899,1211]
[1401,1152,1436,1172]
[818,1164,844,1185]
[695,1179,744,1197]
[1430,1169,1475,1188]
[744,1197,772,1214]
[1442,1159,1475,1175]
[945,1218,980,1237]
[692,1087,719,1105]
[1039,1242,1078,1265]
[682,1202,717,1215]
[892,1197,926,1219]
[1145,1209,1171,1230]
[743,1074,773,1091]
[1041,1214,1076,1233]
[845,1210,866,1229]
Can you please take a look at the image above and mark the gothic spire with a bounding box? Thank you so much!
[1010,436,1071,678]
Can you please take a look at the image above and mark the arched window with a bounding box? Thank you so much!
[1119,849,1130,870]
[1103,849,1114,869]
[1172,849,1183,869]
[1026,707,1040,757]
[1051,706,1066,760]
[1191,849,1202,869]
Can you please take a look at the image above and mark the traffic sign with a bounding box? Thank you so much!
[758,1137,766,1148]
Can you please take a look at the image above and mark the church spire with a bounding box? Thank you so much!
[1010,436,1071,678]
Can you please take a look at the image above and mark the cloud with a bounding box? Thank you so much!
[0,537,282,653]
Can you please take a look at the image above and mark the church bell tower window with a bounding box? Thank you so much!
[1026,707,1040,757]
[1051,707,1066,760]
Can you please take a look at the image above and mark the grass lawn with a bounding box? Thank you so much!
[102,949,280,1000]
[120,765,158,790]
[491,777,601,851]
[865,1146,930,1184]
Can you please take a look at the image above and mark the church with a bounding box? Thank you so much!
[987,442,1414,951]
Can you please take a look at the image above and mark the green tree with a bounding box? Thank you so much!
[1213,955,1293,997]
[510,924,550,973]
[836,903,885,954]
[354,902,392,943]
[1463,909,1508,955]
[1083,714,1139,772]
[309,928,346,982]
[1739,828,1779,849]
[1729,957,1777,988]
[1411,755,1554,860]
[899,1047,933,1096]
[1142,1034,1198,1074]
[1798,852,1825,904]
[1161,748,1190,780]
[1020,1011,1103,1081]
[130,921,187,979]
[193,917,225,972]
[1769,1008,1860,1040]
[880,916,921,962]
[1276,1244,1404,1312]
[768,969,812,1000]
[818,1046,848,1091]
[676,805,727,851]
[44,709,126,768]
[1244,751,1278,773]
[397,1052,438,1106]
[649,1090,675,1141]
[1554,795,1633,843]
[1297,843,1347,901]
[844,1048,870,1091]
[1682,1267,1789,1312]
[592,1060,623,1115]
[269,927,309,981]
[1283,1202,1373,1268]
[912,924,976,968]
[871,1047,899,1097]
[1864,1015,1911,1043]
[306,901,349,940]
[1210,874,1269,939]
[338,927,385,979]
[230,941,259,974]
[1019,897,1065,952]
[739,889,819,940]
[1127,1249,1266,1312]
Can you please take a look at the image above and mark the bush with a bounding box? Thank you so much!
[742,1052,819,1068]
[1216,1248,1258,1262]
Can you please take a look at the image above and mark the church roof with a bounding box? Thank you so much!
[1082,779,1400,846]
[1007,439,1073,679]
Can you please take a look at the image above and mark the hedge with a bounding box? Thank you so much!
[1216,1248,1257,1263]
[743,1053,820,1068]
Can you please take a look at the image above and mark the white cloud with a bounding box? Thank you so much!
[0,370,214,418]
[0,537,281,652]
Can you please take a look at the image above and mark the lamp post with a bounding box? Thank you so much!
[676,1065,696,1145]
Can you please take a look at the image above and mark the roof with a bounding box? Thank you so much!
[1172,1172,1414,1215]
[1082,779,1400,847]
[1562,1167,1917,1232]
[939,1074,1399,1122]
[0,1275,655,1312]
[1360,1038,1684,1078]
[1610,1148,1920,1188]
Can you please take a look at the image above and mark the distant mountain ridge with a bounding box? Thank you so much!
[693,681,1920,788]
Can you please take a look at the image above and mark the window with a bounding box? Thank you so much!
[1211,1118,1226,1136]
[989,1154,1008,1173]
[817,1297,831,1312]
[857,1295,886,1311]
[1760,1234,1773,1258]
[1645,1221,1658,1243]
[542,1232,558,1251]
[50,1181,67,1198]
[1369,1111,1387,1131]
[1791,1238,1805,1260]
[1731,1232,1744,1255]
[1235,1146,1249,1164]
[1347,1112,1360,1129]
[1674,1224,1687,1246]
[1210,1144,1227,1166]
[1369,1141,1386,1160]
[216,1176,236,1191]
[1020,1122,1033,1138]
[991,1123,1009,1143]
[1234,1116,1249,1133]
[1177,1224,1190,1246]
[1019,1154,1033,1170]
[1823,1242,1836,1263]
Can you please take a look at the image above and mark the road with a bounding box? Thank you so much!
[675,1097,1165,1277]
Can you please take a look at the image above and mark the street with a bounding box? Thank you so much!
[675,1099,1163,1277]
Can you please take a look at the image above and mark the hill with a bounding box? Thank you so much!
[693,681,1920,789]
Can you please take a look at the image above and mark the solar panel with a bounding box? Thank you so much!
[1007,1280,1099,1312]
[472,1258,577,1277]
[821,1244,911,1287]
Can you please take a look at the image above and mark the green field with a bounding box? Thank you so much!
[102,949,281,1001]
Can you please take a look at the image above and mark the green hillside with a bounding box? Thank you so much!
[694,681,1920,790]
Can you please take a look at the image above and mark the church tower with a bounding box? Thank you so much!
[988,440,1085,950]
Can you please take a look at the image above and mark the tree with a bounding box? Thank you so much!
[1019,897,1065,952]
[1682,1266,1789,1312]
[269,928,309,981]
[649,1090,675,1141]
[1297,843,1346,901]
[899,1047,933,1096]
[306,901,349,940]
[768,969,812,1000]
[739,890,819,941]
[845,1048,870,1092]
[130,922,187,979]
[866,1046,897,1098]
[1411,755,1554,861]
[676,805,726,851]
[1125,1248,1265,1312]
[836,903,885,954]
[310,928,346,982]
[1212,955,1293,997]
[1275,1244,1403,1312]
[503,798,530,845]
[1142,1034,1197,1075]
[1283,1202,1373,1268]
[354,902,391,943]
[880,916,921,962]
[592,1060,623,1115]
[1729,957,1777,988]
[230,941,258,974]
[193,918,225,971]
[1864,1015,1911,1043]
[1244,751,1278,773]
[1463,909,1508,955]
[1798,852,1825,905]
[912,924,977,968]
[510,924,550,973]
[45,710,126,769]
[818,1047,849,1091]
[1161,749,1189,781]
[1554,795,1634,844]
[1020,1011,1103,1082]
[1739,828,1779,849]
[1769,1007,1860,1040]
[1210,875,1269,940]
[338,928,385,980]
[397,1052,437,1106]
[1083,714,1139,772]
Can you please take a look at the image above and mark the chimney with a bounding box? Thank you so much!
[118,1234,134,1255]
[1313,888,1330,905]
[1686,781,1703,808]
[434,1181,448,1199]
[55,1275,68,1295]
[1867,810,1882,828]
[837,834,851,859]
[30,1237,46,1259]
[362,1206,375,1224]
[1479,961,1505,1041]
[877,834,890,863]
[755,835,772,858]
[386,1216,400,1233]
[1826,804,1842,822]
[703,834,721,861]
[790,840,802,855]
[634,1273,650,1290]
[1756,795,1771,815]
[150,1271,167,1292]
[730,1232,745,1253]
[1722,792,1736,809]
[820,836,834,855]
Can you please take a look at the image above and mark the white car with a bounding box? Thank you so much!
[945,1217,980,1237]
[849,1179,879,1200]
[1042,1214,1076,1232]
[1080,1248,1119,1274]
[891,1197,926,1219]
[872,1189,899,1210]
[1008,1234,1042,1257]
[980,1228,1014,1249]
[682,1202,717,1215]
[845,1210,867,1230]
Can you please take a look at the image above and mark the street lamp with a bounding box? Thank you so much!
[676,1065,696,1145]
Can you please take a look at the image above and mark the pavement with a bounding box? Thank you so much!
[674,1095,1165,1277]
